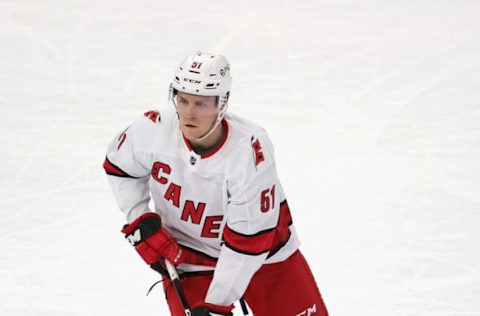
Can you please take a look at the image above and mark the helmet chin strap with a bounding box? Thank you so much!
[195,109,225,141]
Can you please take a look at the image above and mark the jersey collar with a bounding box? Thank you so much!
[182,119,229,159]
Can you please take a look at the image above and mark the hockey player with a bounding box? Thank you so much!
[104,51,329,316]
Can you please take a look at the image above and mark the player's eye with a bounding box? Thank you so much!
[178,97,188,105]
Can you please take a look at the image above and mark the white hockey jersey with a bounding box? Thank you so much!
[104,108,300,306]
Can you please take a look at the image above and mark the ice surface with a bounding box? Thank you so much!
[1,0,479,315]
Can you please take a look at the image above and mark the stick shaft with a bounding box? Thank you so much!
[164,259,191,316]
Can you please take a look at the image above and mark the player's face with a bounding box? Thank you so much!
[175,92,220,142]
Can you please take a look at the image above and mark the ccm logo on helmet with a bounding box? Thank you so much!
[184,78,201,84]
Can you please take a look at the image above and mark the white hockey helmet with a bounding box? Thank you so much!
[169,51,232,110]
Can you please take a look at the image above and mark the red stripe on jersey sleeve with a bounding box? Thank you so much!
[103,157,135,178]
[279,200,293,226]
[223,200,294,257]
[223,225,276,256]
[268,200,293,258]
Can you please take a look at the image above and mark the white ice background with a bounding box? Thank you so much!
[1,0,479,315]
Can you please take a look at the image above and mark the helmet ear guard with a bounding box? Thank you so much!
[215,91,229,122]
[217,91,230,110]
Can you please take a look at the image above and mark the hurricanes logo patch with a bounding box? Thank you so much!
[144,110,161,123]
[251,136,265,167]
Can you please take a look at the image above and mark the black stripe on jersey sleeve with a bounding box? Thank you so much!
[223,225,276,256]
[223,243,271,256]
[103,156,137,178]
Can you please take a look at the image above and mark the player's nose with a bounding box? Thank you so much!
[183,104,197,118]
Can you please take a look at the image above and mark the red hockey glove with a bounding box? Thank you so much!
[191,302,234,316]
[121,213,184,266]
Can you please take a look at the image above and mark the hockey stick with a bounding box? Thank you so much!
[163,258,192,316]
[162,258,250,316]
[239,298,249,315]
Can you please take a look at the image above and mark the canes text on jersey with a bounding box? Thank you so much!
[151,161,223,238]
